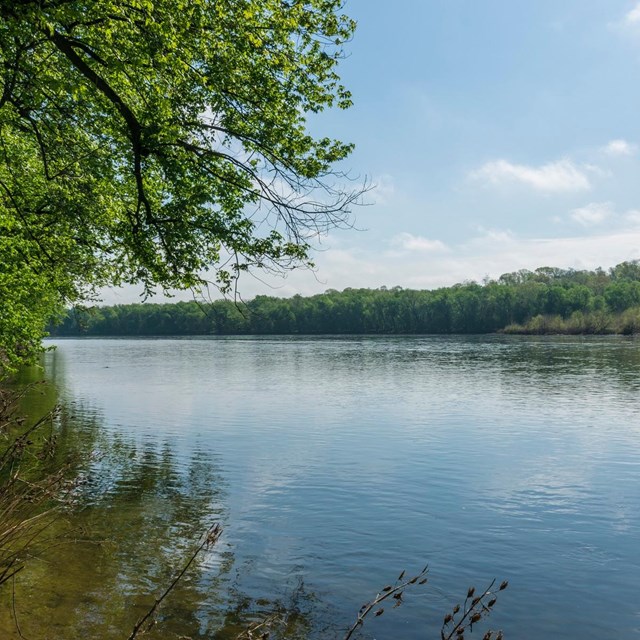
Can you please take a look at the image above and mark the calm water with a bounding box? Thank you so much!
[3,336,640,639]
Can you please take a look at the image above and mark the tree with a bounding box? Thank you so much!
[610,260,640,282]
[0,0,360,371]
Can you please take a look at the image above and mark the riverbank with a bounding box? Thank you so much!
[502,309,640,335]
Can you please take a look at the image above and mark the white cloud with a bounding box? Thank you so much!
[568,202,640,227]
[470,228,515,244]
[603,139,637,156]
[300,228,640,292]
[582,163,612,179]
[625,209,640,225]
[613,2,640,35]
[372,174,396,205]
[470,158,591,192]
[570,202,614,226]
[625,2,640,24]
[390,232,449,253]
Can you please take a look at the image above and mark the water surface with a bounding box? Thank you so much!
[3,336,640,639]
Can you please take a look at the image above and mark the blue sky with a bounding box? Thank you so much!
[105,0,640,302]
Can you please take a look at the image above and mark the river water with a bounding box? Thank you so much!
[2,336,640,639]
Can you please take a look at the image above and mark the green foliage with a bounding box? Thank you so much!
[52,260,640,337]
[0,0,359,373]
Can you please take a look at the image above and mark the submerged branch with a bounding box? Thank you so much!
[127,523,222,640]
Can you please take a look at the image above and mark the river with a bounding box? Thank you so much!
[2,335,640,639]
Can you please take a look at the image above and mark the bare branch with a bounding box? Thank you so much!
[127,523,222,640]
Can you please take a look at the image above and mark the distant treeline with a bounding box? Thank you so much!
[51,261,640,336]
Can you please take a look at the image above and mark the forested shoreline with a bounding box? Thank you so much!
[51,261,640,337]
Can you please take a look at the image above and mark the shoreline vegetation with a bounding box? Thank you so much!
[51,261,640,337]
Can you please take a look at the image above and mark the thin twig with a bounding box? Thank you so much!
[343,565,429,640]
[127,523,222,640]
[441,579,508,640]
[12,572,29,640]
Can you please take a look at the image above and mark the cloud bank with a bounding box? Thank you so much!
[570,202,613,226]
[470,158,591,192]
[98,223,640,304]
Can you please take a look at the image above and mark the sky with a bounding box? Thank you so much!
[103,0,640,303]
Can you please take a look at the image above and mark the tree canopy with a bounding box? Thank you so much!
[53,261,640,337]
[0,0,359,372]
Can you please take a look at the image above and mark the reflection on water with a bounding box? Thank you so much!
[1,399,231,639]
[2,336,640,639]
